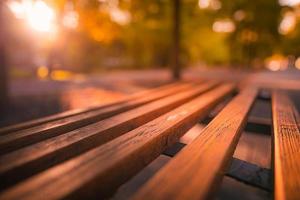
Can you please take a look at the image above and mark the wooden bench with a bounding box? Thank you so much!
[0,81,299,200]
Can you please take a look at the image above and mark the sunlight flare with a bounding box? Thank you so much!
[7,0,56,32]
[279,11,296,35]
[279,0,300,6]
[212,19,235,33]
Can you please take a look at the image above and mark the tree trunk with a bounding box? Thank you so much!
[172,0,181,80]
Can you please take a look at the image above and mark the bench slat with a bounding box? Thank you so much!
[0,82,196,154]
[0,82,217,189]
[272,91,300,200]
[0,82,186,135]
[133,87,257,200]
[0,84,234,200]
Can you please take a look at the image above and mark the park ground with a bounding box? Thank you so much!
[1,67,300,127]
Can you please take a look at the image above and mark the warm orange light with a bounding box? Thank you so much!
[279,12,296,35]
[7,0,56,33]
[110,8,131,25]
[267,60,281,71]
[28,1,55,32]
[50,70,73,81]
[265,55,289,71]
[97,0,131,25]
[234,10,246,21]
[279,0,300,6]
[295,57,300,70]
[37,66,49,79]
[212,19,235,33]
[198,0,221,10]
[198,0,210,9]
[63,2,79,29]
[63,11,79,29]
[61,87,126,110]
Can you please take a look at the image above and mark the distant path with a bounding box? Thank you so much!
[9,70,172,97]
[9,67,300,97]
[2,67,300,127]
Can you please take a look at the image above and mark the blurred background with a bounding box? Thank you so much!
[1,0,300,127]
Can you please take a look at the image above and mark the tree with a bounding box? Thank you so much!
[223,0,281,67]
[172,0,181,79]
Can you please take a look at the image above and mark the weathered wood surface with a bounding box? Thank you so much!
[0,82,199,154]
[272,91,300,200]
[0,81,187,135]
[233,131,271,169]
[133,87,257,200]
[0,84,234,200]
[0,81,217,189]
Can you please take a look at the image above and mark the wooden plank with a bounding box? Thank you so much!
[0,82,197,154]
[0,82,218,189]
[0,81,186,135]
[0,84,234,200]
[133,87,257,200]
[233,131,271,169]
[272,91,300,200]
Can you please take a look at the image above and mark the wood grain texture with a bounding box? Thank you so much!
[0,81,186,135]
[0,84,234,200]
[133,87,257,200]
[0,82,196,154]
[272,91,300,200]
[0,82,217,189]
